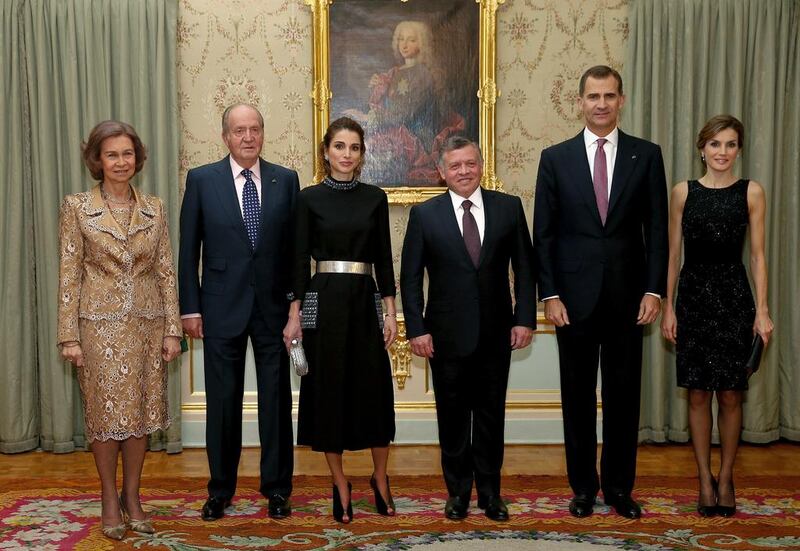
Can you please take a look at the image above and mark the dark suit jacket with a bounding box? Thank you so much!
[533,130,668,322]
[400,189,537,359]
[179,156,300,338]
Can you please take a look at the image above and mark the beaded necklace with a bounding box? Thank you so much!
[322,176,359,191]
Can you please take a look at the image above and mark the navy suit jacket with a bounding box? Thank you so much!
[178,156,300,338]
[533,130,668,322]
[400,189,537,359]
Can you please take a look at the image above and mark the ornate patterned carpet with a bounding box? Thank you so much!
[2,475,799,550]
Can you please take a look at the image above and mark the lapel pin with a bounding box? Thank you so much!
[271,178,277,184]
[631,155,637,159]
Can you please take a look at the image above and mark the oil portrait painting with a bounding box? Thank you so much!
[330,0,480,187]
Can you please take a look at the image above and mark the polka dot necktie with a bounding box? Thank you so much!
[241,168,260,249]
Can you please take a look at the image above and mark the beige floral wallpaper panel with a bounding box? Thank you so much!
[177,0,312,179]
[177,0,630,304]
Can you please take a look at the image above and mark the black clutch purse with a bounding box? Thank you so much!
[745,334,764,377]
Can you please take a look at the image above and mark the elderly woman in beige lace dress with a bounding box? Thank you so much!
[57,120,182,540]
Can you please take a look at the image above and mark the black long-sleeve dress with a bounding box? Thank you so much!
[292,177,396,452]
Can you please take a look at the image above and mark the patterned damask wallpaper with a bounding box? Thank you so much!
[495,0,629,203]
[177,0,630,302]
[177,0,312,179]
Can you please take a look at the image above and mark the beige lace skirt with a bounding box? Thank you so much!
[77,317,171,442]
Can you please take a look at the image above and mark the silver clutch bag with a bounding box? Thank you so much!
[289,338,308,376]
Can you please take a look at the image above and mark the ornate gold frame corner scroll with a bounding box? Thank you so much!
[389,316,412,390]
[306,0,505,204]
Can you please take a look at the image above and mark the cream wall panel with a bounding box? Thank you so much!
[178,0,629,445]
[177,0,314,185]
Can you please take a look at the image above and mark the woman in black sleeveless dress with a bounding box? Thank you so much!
[284,117,398,523]
[662,115,773,517]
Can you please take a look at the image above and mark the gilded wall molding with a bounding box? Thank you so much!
[389,317,412,390]
[478,0,504,192]
[306,0,332,182]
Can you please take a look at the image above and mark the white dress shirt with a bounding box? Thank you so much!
[583,126,619,199]
[448,187,485,244]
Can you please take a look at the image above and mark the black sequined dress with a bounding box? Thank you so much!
[676,179,755,390]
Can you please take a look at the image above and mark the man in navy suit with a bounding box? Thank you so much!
[401,136,536,521]
[179,104,298,520]
[533,66,668,519]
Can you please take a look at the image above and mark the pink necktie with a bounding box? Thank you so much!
[593,138,609,225]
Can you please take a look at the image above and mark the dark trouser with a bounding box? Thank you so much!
[203,303,293,500]
[429,338,511,501]
[555,293,643,499]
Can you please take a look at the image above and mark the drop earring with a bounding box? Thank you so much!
[701,153,705,162]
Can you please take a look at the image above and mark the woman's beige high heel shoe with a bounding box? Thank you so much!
[101,522,127,541]
[119,495,156,534]
[100,497,127,540]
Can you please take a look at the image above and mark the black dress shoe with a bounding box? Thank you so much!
[268,494,291,519]
[201,496,231,521]
[444,495,469,520]
[604,493,642,519]
[568,495,595,518]
[479,495,509,521]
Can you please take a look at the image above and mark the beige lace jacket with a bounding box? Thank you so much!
[57,184,182,345]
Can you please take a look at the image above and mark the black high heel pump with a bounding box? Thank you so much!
[716,480,736,517]
[697,477,718,517]
[370,474,395,516]
[332,482,353,523]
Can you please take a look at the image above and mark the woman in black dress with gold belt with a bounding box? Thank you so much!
[661,115,773,517]
[284,117,397,523]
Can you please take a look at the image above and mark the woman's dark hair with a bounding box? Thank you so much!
[319,117,366,178]
[696,114,745,154]
[81,120,147,181]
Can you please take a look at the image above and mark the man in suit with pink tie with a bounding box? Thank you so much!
[533,66,668,519]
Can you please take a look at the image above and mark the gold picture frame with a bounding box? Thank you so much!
[306,0,505,205]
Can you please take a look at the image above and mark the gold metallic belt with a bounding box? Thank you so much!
[316,260,372,275]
